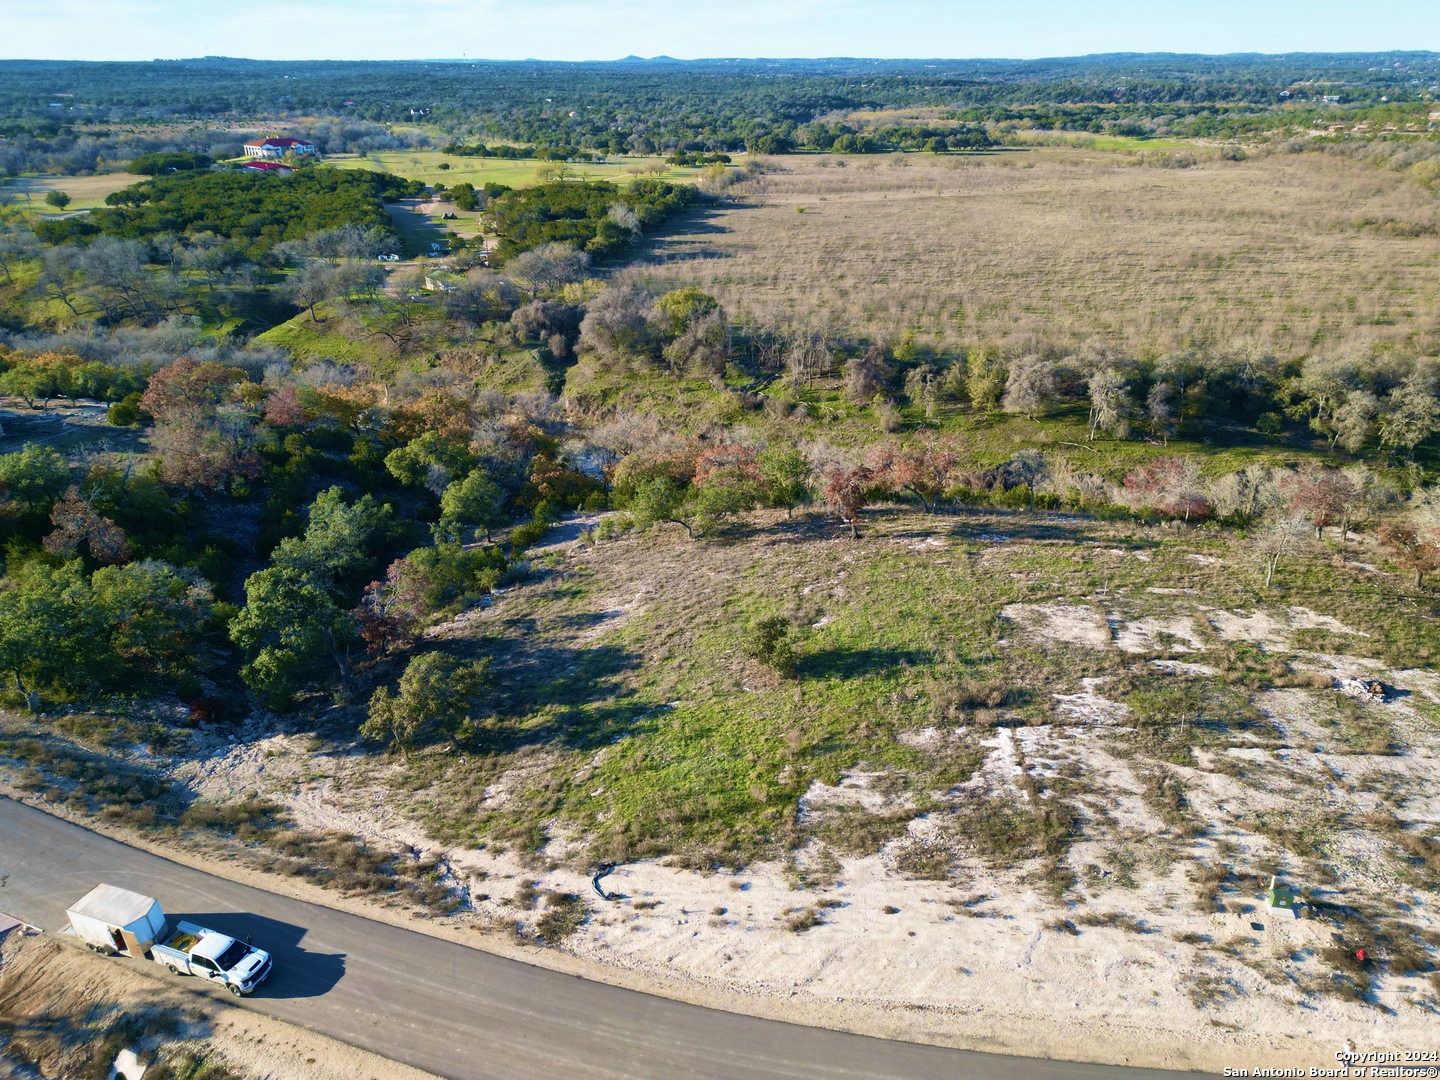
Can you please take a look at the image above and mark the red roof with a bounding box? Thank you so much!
[243,137,312,149]
[243,161,292,172]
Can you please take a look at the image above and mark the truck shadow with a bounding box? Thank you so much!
[175,912,345,999]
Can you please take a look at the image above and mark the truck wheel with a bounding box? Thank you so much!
[227,984,242,996]
[167,965,180,975]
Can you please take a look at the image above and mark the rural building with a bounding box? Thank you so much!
[243,137,317,160]
[242,161,293,175]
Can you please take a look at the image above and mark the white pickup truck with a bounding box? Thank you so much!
[64,883,272,996]
[151,921,272,996]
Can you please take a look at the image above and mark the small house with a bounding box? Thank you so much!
[243,161,293,176]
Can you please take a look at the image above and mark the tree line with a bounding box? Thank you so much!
[2,55,1433,162]
[37,167,420,253]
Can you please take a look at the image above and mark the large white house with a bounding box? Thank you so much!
[243,137,317,160]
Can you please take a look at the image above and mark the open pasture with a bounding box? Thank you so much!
[329,150,706,190]
[638,147,1440,354]
[1,172,139,210]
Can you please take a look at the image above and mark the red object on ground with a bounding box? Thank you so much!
[1355,949,1367,963]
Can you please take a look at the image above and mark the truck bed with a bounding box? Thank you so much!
[151,920,208,964]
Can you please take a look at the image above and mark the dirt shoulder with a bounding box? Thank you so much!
[0,926,440,1080]
[0,782,1407,1075]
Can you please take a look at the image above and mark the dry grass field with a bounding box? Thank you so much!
[0,173,140,210]
[637,148,1440,355]
[330,150,703,189]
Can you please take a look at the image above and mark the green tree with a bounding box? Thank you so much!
[626,476,694,538]
[0,445,70,511]
[127,151,213,175]
[437,470,507,542]
[450,182,478,210]
[0,561,107,712]
[654,286,718,334]
[44,190,71,209]
[361,652,493,756]
[384,431,476,493]
[965,351,1006,411]
[745,616,797,678]
[229,569,348,707]
[230,487,392,705]
[270,487,393,588]
[0,362,63,410]
[757,445,811,516]
[91,560,214,681]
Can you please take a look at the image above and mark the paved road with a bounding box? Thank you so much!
[0,797,1197,1079]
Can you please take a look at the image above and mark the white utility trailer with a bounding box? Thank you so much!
[63,883,273,995]
[65,883,166,957]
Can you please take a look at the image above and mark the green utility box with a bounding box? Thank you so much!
[1267,875,1296,910]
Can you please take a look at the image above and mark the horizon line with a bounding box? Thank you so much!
[2,49,1439,65]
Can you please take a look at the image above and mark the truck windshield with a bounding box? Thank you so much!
[215,941,250,971]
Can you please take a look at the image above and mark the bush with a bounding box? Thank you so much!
[746,616,797,677]
[532,891,588,943]
[107,392,145,426]
[362,651,493,754]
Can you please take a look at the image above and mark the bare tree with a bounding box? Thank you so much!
[36,245,86,316]
[1252,511,1311,589]
[576,283,657,363]
[1004,449,1047,512]
[1087,368,1131,440]
[1001,354,1056,417]
[446,273,520,327]
[1332,390,1379,452]
[279,260,337,321]
[1144,381,1174,444]
[506,242,590,297]
[1281,464,1355,540]
[607,203,641,236]
[1379,374,1440,460]
[783,327,833,387]
[78,236,165,322]
[1337,465,1396,542]
[0,223,37,286]
[1207,464,1280,523]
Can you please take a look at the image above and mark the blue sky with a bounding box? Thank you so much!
[5,0,1438,61]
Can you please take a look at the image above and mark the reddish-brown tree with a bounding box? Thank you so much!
[1123,456,1210,521]
[263,385,309,429]
[823,464,874,538]
[1376,524,1440,587]
[43,486,130,564]
[867,437,963,513]
[352,558,433,661]
[138,358,244,427]
[1281,464,1356,540]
